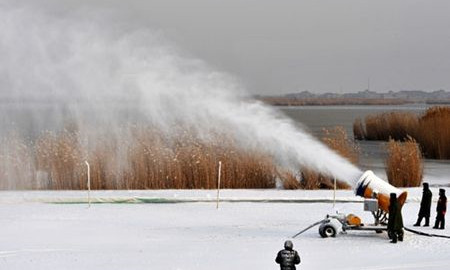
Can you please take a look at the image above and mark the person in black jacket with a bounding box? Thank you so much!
[433,189,447,229]
[388,193,404,243]
[275,240,301,270]
[414,182,432,227]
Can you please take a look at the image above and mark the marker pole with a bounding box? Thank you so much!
[333,177,336,208]
[216,161,222,209]
[85,161,91,208]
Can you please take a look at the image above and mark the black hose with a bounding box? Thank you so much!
[404,227,450,239]
[292,219,327,238]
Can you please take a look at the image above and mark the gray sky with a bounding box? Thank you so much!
[13,0,450,94]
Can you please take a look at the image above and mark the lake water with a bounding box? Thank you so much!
[280,104,450,186]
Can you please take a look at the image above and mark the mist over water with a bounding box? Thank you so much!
[0,5,361,187]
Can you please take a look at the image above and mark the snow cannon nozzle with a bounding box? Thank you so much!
[355,170,407,212]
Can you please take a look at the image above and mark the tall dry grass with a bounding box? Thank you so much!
[0,135,36,189]
[416,107,450,159]
[0,124,360,190]
[321,126,359,165]
[0,128,276,190]
[278,170,302,190]
[354,106,450,159]
[282,126,357,190]
[385,137,423,187]
[299,168,351,190]
[363,112,419,141]
[0,121,366,190]
[353,118,365,140]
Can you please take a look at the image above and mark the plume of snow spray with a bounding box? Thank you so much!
[0,5,361,187]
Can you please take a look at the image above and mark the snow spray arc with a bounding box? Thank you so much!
[0,5,361,187]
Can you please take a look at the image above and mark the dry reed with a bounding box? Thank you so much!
[278,170,302,190]
[321,126,359,165]
[416,107,450,159]
[354,106,450,159]
[353,118,365,140]
[281,126,356,190]
[0,128,276,190]
[363,112,419,141]
[0,135,36,189]
[0,125,362,191]
[385,137,423,187]
[299,168,350,190]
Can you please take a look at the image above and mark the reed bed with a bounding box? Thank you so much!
[298,168,350,190]
[0,135,36,189]
[284,126,357,190]
[354,106,450,159]
[416,107,450,159]
[385,138,423,187]
[321,126,359,165]
[363,112,419,141]
[278,170,302,190]
[0,128,276,190]
[353,118,365,140]
[0,124,362,190]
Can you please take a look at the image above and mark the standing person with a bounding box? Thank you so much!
[433,189,447,229]
[275,240,301,270]
[388,193,404,243]
[414,182,432,227]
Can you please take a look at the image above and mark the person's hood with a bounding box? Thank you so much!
[284,240,293,250]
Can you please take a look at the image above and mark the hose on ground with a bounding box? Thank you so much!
[404,227,450,239]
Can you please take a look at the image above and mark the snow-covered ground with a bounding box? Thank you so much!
[1,189,449,270]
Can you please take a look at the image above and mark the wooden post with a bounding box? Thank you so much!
[85,161,91,208]
[216,161,222,209]
[333,177,336,208]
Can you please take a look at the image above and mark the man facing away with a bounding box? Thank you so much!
[388,193,404,243]
[275,240,301,270]
[414,182,432,227]
[433,188,447,229]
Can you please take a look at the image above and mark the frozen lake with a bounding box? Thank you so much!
[280,104,450,186]
[1,190,449,270]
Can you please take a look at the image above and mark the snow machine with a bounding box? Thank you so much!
[355,170,407,217]
[293,170,408,238]
[315,198,387,238]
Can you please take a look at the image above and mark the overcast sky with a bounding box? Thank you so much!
[11,0,450,94]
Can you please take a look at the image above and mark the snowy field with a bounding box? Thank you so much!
[1,189,449,270]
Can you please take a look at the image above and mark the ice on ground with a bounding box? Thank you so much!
[0,190,449,270]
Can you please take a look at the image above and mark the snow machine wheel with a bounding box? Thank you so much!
[319,224,336,238]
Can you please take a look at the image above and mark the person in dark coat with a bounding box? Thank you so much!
[275,240,301,270]
[433,189,447,229]
[388,193,404,243]
[414,182,432,227]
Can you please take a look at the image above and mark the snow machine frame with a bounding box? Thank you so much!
[292,198,388,238]
[318,198,389,238]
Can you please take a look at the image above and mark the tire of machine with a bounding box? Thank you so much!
[319,224,337,238]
